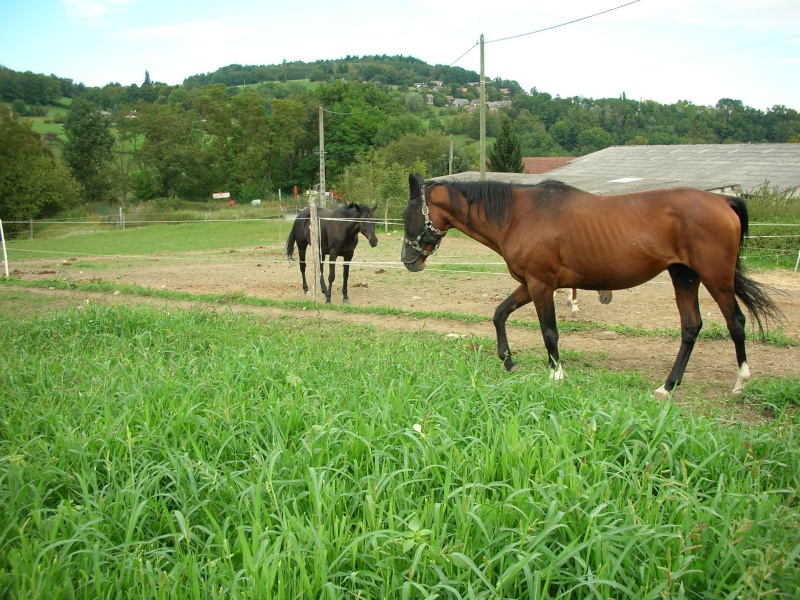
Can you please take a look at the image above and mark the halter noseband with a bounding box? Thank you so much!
[403,187,447,262]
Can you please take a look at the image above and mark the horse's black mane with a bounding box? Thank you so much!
[338,202,371,214]
[428,178,575,226]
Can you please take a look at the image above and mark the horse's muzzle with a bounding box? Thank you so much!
[369,237,378,248]
[403,258,426,272]
[401,248,426,272]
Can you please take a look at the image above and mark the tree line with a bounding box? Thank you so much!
[1,57,799,229]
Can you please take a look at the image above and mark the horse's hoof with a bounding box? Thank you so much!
[343,298,351,305]
[652,385,670,400]
[549,365,565,381]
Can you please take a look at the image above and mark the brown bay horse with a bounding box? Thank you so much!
[286,203,378,304]
[401,174,780,398]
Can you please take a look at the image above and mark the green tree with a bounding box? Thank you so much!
[487,115,524,173]
[333,152,409,225]
[263,97,316,191]
[576,126,615,155]
[373,114,424,147]
[0,104,80,228]
[120,101,207,199]
[62,97,114,202]
[376,131,449,176]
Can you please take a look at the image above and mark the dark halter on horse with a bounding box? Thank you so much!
[402,187,447,262]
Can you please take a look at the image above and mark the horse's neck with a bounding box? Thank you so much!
[444,198,505,255]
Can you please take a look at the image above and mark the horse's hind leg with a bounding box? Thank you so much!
[655,264,702,399]
[569,288,579,318]
[704,284,749,394]
[297,244,309,294]
[493,284,532,371]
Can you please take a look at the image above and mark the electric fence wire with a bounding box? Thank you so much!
[446,0,798,76]
[448,0,644,66]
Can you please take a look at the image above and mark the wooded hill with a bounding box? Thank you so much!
[2,55,800,221]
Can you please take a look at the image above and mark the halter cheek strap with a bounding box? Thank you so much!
[403,188,447,258]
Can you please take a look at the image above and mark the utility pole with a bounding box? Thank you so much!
[308,106,324,302]
[479,34,486,181]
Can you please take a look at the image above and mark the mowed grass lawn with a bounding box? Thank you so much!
[1,294,799,598]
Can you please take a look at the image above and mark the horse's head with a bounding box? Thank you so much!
[402,173,446,272]
[357,203,379,248]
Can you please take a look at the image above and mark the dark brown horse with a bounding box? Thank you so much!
[286,202,378,304]
[401,174,780,398]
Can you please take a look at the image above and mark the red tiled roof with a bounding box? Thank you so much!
[523,157,571,174]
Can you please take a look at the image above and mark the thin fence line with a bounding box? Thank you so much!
[6,216,798,227]
[7,246,798,272]
[4,217,405,225]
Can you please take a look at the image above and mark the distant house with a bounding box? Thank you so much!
[452,98,470,107]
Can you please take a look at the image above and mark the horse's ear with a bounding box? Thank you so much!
[409,173,422,196]
[371,202,378,212]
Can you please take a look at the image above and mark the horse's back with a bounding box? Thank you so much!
[509,185,743,289]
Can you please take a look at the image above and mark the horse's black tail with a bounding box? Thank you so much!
[286,226,296,261]
[728,196,783,335]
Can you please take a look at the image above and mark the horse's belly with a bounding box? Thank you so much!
[561,257,668,290]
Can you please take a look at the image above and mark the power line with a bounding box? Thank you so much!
[449,0,643,66]
[487,0,643,44]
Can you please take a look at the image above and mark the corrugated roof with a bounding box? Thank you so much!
[522,157,571,174]
[442,144,800,195]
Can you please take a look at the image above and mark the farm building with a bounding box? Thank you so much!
[451,143,800,196]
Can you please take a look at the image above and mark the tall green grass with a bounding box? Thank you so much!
[1,304,798,597]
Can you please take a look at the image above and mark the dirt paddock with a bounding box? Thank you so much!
[8,232,800,413]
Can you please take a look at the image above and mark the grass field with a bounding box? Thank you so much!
[1,299,798,598]
[2,203,799,597]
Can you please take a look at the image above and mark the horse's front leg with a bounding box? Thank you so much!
[341,252,353,304]
[492,284,532,371]
[655,264,702,399]
[318,255,332,303]
[531,283,563,380]
[324,253,338,304]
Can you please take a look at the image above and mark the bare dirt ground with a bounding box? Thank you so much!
[8,232,800,417]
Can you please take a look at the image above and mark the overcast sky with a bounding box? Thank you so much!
[1,0,798,110]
